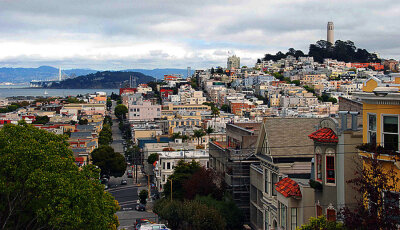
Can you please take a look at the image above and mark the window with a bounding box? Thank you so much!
[326,156,335,184]
[291,208,297,230]
[326,209,336,222]
[163,162,165,170]
[316,204,322,216]
[383,191,400,216]
[265,211,269,230]
[280,202,287,229]
[368,114,377,144]
[316,148,322,181]
[272,173,278,196]
[265,171,269,194]
[162,175,165,182]
[167,162,171,170]
[383,116,398,151]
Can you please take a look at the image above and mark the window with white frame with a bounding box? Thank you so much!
[265,211,269,230]
[272,173,278,196]
[279,202,287,229]
[167,162,171,170]
[326,155,335,184]
[368,114,377,145]
[383,115,399,151]
[265,171,269,194]
[315,147,322,181]
[291,208,297,230]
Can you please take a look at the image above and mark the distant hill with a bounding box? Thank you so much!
[124,68,194,79]
[48,71,155,89]
[0,66,192,83]
[0,66,97,83]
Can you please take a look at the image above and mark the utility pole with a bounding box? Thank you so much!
[148,175,151,199]
[169,178,173,200]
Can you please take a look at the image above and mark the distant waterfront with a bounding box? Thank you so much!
[0,86,119,97]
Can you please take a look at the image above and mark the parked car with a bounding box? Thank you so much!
[121,179,127,185]
[135,204,146,211]
[134,219,153,230]
[104,183,109,190]
[127,170,133,178]
[139,224,170,230]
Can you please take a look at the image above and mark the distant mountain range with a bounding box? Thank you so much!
[0,66,193,83]
[48,71,155,89]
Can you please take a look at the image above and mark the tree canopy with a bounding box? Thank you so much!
[32,115,50,125]
[99,123,113,146]
[0,124,120,229]
[114,104,128,120]
[261,40,380,64]
[147,153,159,165]
[91,145,126,177]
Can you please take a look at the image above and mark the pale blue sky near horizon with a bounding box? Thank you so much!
[0,0,399,70]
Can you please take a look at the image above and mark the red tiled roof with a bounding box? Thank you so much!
[308,127,338,143]
[275,177,302,198]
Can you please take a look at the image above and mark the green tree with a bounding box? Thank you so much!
[171,132,182,140]
[221,104,230,113]
[106,99,112,110]
[193,129,206,146]
[147,153,159,165]
[139,190,148,204]
[78,118,88,125]
[292,80,301,86]
[328,97,338,104]
[299,216,344,230]
[195,195,243,229]
[33,115,50,125]
[0,124,120,229]
[99,124,113,146]
[114,104,128,120]
[211,106,220,119]
[205,126,214,139]
[91,145,126,177]
[153,199,226,230]
[163,160,201,200]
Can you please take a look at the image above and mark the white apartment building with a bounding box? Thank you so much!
[128,100,161,121]
[154,150,209,191]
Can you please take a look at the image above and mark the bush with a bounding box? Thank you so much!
[139,190,148,204]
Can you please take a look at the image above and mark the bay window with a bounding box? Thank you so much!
[383,116,399,151]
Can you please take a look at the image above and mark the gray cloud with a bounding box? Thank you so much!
[0,0,399,69]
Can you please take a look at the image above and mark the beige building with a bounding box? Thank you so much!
[227,55,240,69]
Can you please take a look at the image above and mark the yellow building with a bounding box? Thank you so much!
[356,76,400,189]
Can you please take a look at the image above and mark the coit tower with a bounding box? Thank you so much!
[327,22,334,44]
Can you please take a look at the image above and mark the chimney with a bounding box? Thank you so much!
[338,111,348,131]
[350,112,359,131]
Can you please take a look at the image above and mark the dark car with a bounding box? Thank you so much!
[135,204,146,211]
[121,179,127,185]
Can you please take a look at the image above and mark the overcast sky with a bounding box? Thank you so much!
[0,0,399,70]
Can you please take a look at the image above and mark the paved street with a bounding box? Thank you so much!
[108,101,158,230]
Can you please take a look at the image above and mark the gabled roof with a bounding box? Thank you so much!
[275,177,302,198]
[308,127,338,143]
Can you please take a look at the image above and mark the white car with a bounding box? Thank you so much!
[139,224,170,230]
